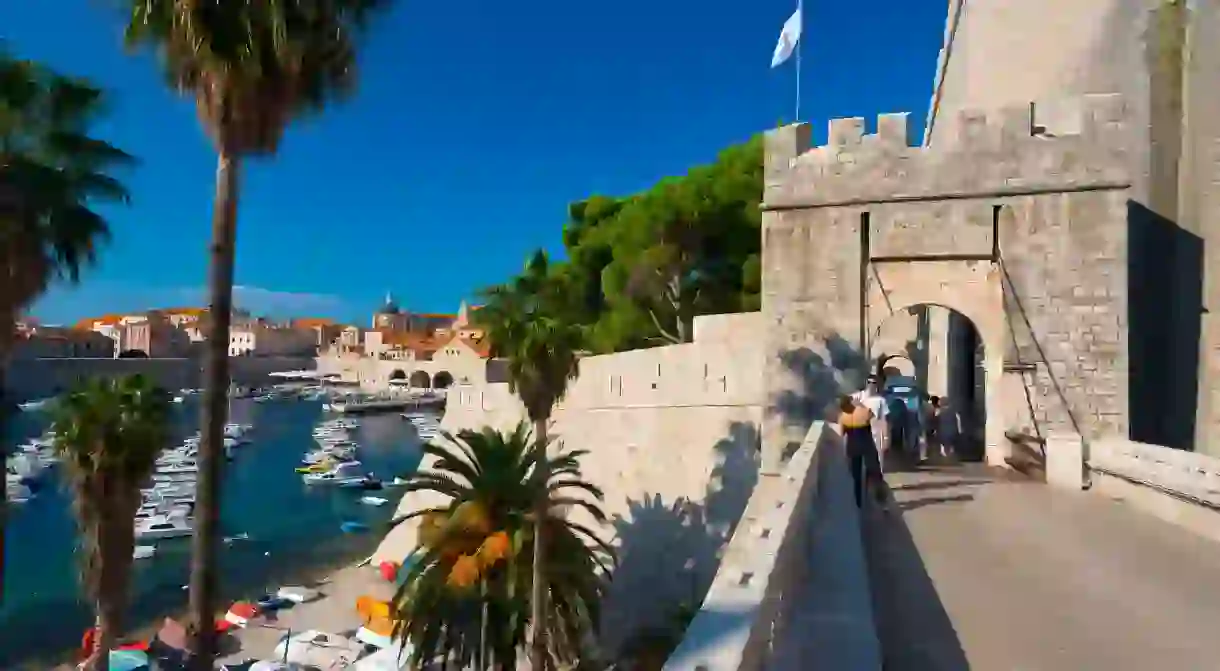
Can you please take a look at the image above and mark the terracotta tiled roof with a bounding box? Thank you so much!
[437,332,491,358]
[376,328,442,354]
[461,336,491,358]
[75,314,123,329]
[292,317,336,328]
[413,313,456,320]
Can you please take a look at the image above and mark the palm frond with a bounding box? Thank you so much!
[391,423,614,668]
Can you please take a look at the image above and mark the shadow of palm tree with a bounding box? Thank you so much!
[773,333,868,463]
[600,421,760,668]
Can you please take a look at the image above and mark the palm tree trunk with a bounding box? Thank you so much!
[529,418,548,671]
[86,612,112,671]
[0,350,9,604]
[188,150,241,670]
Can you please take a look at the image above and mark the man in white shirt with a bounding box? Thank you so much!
[851,375,889,470]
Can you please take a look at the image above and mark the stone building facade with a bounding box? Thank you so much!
[760,95,1132,472]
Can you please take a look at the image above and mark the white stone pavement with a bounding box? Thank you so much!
[867,464,1220,670]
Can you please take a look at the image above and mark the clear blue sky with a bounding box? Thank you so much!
[7,0,945,326]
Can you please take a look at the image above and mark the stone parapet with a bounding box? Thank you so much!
[665,421,880,671]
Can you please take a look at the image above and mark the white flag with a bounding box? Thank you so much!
[770,8,803,68]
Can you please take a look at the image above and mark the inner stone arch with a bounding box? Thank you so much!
[870,302,995,463]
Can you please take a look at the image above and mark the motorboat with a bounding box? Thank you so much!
[302,461,366,486]
[295,461,333,474]
[360,496,389,507]
[136,500,193,520]
[18,398,51,412]
[133,545,156,560]
[7,475,32,503]
[136,513,194,540]
[224,423,252,438]
[340,475,383,491]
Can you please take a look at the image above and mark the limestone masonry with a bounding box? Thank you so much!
[762,96,1132,471]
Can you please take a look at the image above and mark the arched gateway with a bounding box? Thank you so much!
[759,96,1135,474]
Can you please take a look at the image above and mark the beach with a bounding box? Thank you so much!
[216,560,396,666]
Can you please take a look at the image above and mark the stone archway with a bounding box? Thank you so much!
[866,260,1005,466]
[870,300,997,463]
[433,371,454,389]
[876,354,916,382]
[409,370,431,388]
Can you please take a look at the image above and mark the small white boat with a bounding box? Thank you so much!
[360,496,389,507]
[302,461,366,486]
[136,513,194,540]
[133,545,156,560]
[275,585,320,604]
[172,395,185,404]
[6,478,32,503]
[18,398,51,412]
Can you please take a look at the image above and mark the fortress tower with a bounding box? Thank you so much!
[923,0,1220,454]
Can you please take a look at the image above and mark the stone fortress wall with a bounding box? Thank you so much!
[761,96,1133,470]
[374,312,767,654]
[929,0,1220,456]
[4,356,316,401]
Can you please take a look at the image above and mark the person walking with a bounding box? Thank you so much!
[937,396,963,460]
[838,394,888,509]
[852,374,889,470]
[922,395,941,462]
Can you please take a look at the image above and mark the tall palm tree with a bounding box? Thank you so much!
[48,374,171,671]
[480,250,586,669]
[122,3,386,662]
[0,47,134,599]
[391,424,613,670]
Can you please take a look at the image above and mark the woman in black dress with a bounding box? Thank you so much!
[838,395,886,508]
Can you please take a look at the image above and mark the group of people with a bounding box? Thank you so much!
[837,375,962,508]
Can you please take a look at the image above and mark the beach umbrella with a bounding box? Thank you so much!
[108,648,150,671]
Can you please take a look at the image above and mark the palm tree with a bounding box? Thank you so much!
[122,3,386,661]
[391,424,613,670]
[0,47,135,599]
[480,250,586,669]
[48,374,171,671]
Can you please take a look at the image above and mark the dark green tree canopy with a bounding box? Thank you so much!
[485,135,762,354]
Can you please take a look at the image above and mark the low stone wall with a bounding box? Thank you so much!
[1047,433,1220,544]
[665,422,881,671]
[4,356,315,401]
[374,313,766,655]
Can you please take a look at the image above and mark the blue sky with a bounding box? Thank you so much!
[7,0,945,326]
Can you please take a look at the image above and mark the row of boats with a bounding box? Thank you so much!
[296,417,392,495]
[131,422,257,556]
[403,412,440,442]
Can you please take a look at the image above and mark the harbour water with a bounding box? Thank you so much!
[0,395,427,667]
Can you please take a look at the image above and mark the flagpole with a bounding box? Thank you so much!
[794,0,802,122]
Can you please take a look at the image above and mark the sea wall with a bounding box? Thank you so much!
[374,312,765,654]
[4,356,315,401]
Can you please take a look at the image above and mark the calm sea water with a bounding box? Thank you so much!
[0,397,426,667]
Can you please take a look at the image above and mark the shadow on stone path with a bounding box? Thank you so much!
[865,464,1220,670]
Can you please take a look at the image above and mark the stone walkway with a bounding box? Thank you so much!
[866,463,1220,670]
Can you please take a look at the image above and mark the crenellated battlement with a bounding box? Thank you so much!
[763,94,1131,210]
